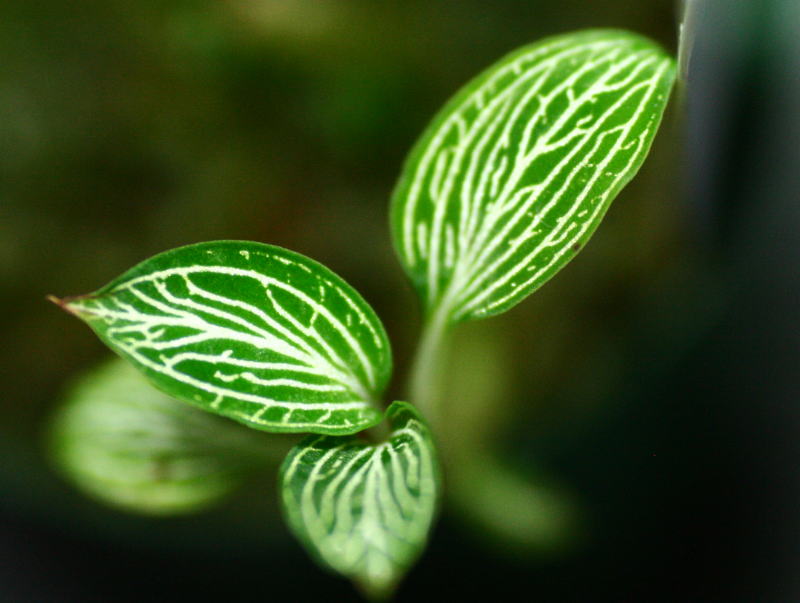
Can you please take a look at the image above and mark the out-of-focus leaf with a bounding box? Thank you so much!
[53,241,392,435]
[449,456,579,555]
[50,358,283,515]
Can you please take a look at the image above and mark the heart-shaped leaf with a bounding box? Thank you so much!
[53,241,392,435]
[280,401,439,600]
[391,29,676,322]
[50,358,283,515]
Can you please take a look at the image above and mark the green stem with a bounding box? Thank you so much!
[408,302,451,430]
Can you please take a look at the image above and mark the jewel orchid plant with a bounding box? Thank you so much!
[50,29,676,600]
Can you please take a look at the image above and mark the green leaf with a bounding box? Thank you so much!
[54,241,392,435]
[50,358,282,515]
[280,401,439,600]
[391,29,677,322]
[449,456,580,554]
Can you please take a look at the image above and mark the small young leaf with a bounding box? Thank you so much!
[391,29,676,322]
[54,241,391,435]
[280,401,439,599]
[50,359,281,515]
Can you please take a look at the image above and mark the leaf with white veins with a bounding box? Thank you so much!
[53,241,391,435]
[391,29,676,322]
[280,401,439,599]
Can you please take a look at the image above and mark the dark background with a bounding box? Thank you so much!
[3,0,799,600]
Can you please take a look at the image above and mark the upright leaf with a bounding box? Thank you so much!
[53,241,392,435]
[50,359,282,515]
[280,402,439,600]
[392,29,676,322]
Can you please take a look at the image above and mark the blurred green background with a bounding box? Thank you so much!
[3,0,799,601]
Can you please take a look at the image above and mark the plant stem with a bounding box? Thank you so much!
[408,302,451,429]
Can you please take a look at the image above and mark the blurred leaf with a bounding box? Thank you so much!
[280,402,439,600]
[391,29,676,322]
[449,456,579,555]
[437,318,580,553]
[53,241,392,435]
[50,358,283,515]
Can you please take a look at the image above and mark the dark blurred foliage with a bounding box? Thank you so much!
[2,0,799,601]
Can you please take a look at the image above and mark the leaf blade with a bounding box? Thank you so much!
[280,401,439,599]
[59,241,391,435]
[50,359,282,515]
[391,29,677,322]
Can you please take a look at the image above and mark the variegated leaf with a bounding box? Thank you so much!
[50,358,282,515]
[53,241,391,435]
[392,29,677,322]
[280,401,439,599]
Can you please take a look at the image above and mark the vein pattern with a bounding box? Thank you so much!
[280,402,439,598]
[391,29,677,321]
[64,241,392,435]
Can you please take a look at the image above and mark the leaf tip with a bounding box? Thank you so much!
[46,293,65,307]
[47,294,76,313]
[355,575,399,603]
[47,293,96,319]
